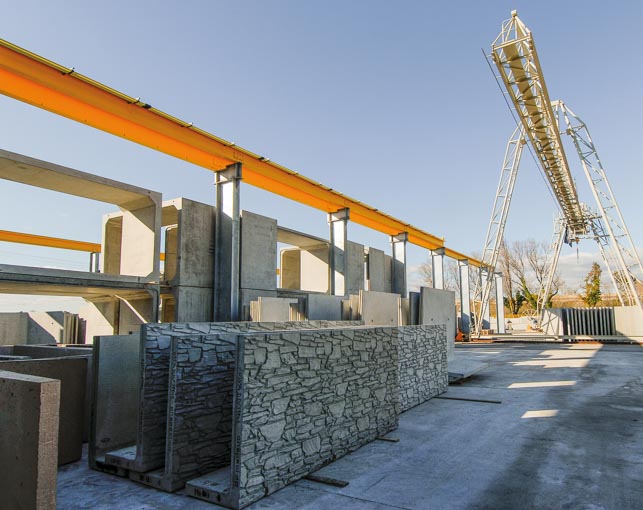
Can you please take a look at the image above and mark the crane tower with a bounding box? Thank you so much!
[472,11,643,337]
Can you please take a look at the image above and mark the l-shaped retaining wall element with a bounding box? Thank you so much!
[186,327,400,509]
[103,321,361,473]
[95,323,446,508]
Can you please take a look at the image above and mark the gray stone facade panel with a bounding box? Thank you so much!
[134,320,361,471]
[224,327,400,508]
[397,325,448,412]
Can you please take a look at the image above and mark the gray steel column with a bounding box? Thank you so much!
[391,232,408,297]
[328,208,349,296]
[495,272,506,334]
[480,268,491,329]
[214,163,242,321]
[458,260,471,335]
[431,248,445,290]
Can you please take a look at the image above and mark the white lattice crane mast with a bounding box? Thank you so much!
[473,11,643,337]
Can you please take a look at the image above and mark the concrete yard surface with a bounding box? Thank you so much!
[58,343,643,509]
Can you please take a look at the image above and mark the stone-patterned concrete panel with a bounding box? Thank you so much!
[228,327,399,508]
[164,334,237,489]
[134,320,361,471]
[398,325,448,412]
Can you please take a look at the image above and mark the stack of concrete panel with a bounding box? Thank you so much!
[186,326,400,508]
[0,370,60,510]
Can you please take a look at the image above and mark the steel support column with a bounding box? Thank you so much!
[480,268,491,330]
[495,272,506,334]
[328,208,349,296]
[431,248,445,290]
[458,260,471,335]
[391,232,408,297]
[214,163,242,321]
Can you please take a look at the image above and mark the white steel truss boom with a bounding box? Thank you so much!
[491,11,586,237]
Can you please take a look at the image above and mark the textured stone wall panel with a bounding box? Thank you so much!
[136,320,361,471]
[398,325,448,412]
[232,327,400,508]
[165,334,236,486]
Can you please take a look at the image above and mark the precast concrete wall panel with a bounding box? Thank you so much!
[359,290,400,326]
[398,325,448,412]
[130,321,362,472]
[187,326,400,509]
[89,335,140,470]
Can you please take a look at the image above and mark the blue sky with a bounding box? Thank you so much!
[1,1,642,311]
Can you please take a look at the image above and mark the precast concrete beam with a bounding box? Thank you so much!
[328,208,349,296]
[391,232,408,297]
[214,163,242,321]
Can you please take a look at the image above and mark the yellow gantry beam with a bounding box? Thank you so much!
[0,229,100,253]
[0,229,167,261]
[0,39,481,267]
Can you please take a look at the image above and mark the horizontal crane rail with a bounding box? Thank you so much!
[0,39,481,267]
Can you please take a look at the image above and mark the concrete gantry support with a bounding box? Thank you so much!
[431,248,445,290]
[328,208,349,296]
[495,272,506,334]
[458,260,471,335]
[391,232,408,297]
[214,163,242,321]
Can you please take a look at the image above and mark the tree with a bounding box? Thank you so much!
[499,240,526,314]
[495,238,565,313]
[581,262,602,306]
[418,258,460,293]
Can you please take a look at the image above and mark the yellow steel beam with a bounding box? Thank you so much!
[0,39,481,267]
[0,229,167,261]
[0,229,100,253]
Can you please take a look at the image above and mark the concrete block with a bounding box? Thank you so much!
[89,335,140,471]
[307,294,343,320]
[166,198,215,288]
[419,287,456,361]
[0,357,87,465]
[241,210,278,292]
[0,312,29,345]
[399,297,410,326]
[279,248,301,290]
[359,290,400,326]
[612,306,641,336]
[0,370,59,510]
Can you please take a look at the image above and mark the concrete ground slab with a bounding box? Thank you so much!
[58,343,643,509]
